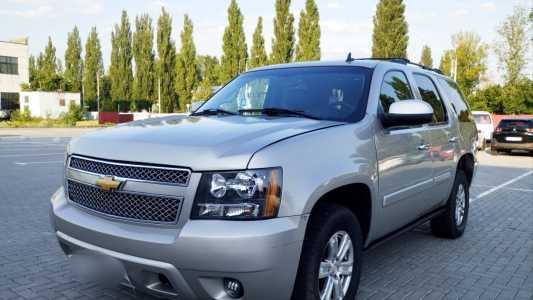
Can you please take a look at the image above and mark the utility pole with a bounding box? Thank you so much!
[158,77,161,113]
[96,73,100,119]
[452,56,458,82]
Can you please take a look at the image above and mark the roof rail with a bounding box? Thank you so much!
[346,55,443,75]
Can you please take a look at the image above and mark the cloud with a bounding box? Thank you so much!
[0,5,52,18]
[326,2,343,9]
[152,0,168,8]
[452,9,468,16]
[320,20,372,35]
[480,2,496,11]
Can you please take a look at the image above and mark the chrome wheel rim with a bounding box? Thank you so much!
[455,184,466,226]
[318,231,353,300]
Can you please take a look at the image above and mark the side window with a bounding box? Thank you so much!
[413,74,447,124]
[379,71,413,113]
[437,78,471,122]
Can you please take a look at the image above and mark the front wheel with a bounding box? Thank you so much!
[430,170,469,239]
[292,203,363,300]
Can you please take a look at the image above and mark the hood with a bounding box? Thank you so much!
[69,115,341,171]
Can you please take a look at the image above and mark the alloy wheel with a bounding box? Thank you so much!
[318,231,354,300]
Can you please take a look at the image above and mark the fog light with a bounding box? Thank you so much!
[224,278,243,298]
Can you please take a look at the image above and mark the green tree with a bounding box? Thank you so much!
[501,78,533,114]
[194,55,220,100]
[28,55,38,89]
[109,10,134,102]
[494,6,530,84]
[64,26,83,92]
[270,0,295,64]
[175,15,198,111]
[197,55,220,85]
[156,8,177,113]
[439,50,453,75]
[83,27,104,106]
[132,14,156,102]
[41,37,58,76]
[248,17,268,69]
[452,32,487,97]
[469,84,504,112]
[220,0,248,84]
[34,37,63,91]
[419,45,433,68]
[371,0,409,58]
[295,0,320,61]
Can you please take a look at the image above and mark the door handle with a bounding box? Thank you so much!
[417,144,431,151]
[449,136,458,143]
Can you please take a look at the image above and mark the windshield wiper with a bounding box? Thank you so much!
[191,108,237,116]
[239,108,320,120]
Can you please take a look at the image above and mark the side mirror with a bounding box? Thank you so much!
[380,99,433,127]
[189,101,206,113]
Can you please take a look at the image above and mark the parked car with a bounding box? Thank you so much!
[472,111,493,147]
[491,118,533,155]
[50,58,477,300]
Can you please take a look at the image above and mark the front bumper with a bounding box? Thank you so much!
[50,188,307,300]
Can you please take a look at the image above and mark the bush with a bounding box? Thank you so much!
[10,108,32,122]
[63,102,83,126]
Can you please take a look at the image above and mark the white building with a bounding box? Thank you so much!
[20,91,81,118]
[0,38,29,111]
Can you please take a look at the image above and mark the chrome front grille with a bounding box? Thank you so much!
[69,156,190,186]
[67,180,180,223]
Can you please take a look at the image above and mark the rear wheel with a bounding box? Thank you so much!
[431,170,469,239]
[292,203,363,300]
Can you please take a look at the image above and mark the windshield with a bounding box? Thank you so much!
[473,114,491,124]
[197,66,372,122]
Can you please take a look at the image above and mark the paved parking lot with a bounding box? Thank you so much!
[0,134,532,300]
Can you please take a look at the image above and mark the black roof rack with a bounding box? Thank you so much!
[345,54,443,75]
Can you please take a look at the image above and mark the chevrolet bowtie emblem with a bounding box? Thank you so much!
[95,176,123,192]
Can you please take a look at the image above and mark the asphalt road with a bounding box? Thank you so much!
[0,135,532,300]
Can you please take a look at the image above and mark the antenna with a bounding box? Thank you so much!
[346,52,355,62]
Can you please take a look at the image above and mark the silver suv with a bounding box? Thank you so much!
[50,58,477,300]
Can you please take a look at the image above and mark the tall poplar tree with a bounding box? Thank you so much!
[42,37,58,77]
[295,0,320,61]
[220,0,248,84]
[109,10,133,101]
[156,8,177,113]
[83,27,104,106]
[194,56,220,101]
[132,14,156,102]
[270,0,295,64]
[175,15,198,111]
[419,45,433,68]
[248,17,268,69]
[372,0,409,58]
[64,26,83,92]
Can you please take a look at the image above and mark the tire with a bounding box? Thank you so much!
[430,170,469,239]
[292,203,363,300]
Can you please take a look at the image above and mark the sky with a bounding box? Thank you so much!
[0,0,529,83]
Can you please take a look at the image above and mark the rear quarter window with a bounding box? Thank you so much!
[437,78,471,123]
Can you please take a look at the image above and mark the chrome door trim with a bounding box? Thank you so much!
[434,171,452,184]
[383,178,434,207]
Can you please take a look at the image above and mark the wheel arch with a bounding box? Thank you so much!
[307,183,373,244]
[457,153,475,186]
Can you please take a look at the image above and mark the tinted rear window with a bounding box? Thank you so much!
[497,120,532,129]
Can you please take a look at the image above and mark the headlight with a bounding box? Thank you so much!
[192,168,282,220]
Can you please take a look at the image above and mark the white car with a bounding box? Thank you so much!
[472,111,493,148]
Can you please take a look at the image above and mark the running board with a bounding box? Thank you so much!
[364,207,446,251]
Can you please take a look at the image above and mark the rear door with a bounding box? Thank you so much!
[375,70,435,235]
[412,73,455,206]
